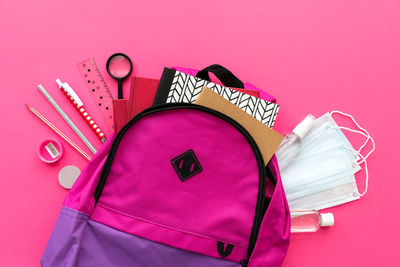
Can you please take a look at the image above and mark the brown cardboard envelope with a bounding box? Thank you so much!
[195,87,284,164]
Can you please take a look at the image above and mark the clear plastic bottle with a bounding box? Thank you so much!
[291,210,334,233]
[275,114,316,171]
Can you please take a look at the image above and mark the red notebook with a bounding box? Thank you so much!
[128,77,161,118]
[112,76,260,132]
[112,99,129,133]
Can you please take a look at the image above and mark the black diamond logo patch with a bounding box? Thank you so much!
[171,149,202,181]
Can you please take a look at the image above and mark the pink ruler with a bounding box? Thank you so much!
[77,59,114,131]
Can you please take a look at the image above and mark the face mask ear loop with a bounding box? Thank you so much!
[330,111,369,150]
[330,111,375,163]
[330,111,370,153]
[345,146,369,197]
[334,126,376,164]
[359,152,368,197]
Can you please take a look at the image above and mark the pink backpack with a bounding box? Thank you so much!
[42,67,290,267]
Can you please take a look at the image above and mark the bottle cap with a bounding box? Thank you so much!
[292,114,316,139]
[320,213,335,227]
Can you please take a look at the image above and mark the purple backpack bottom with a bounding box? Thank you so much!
[42,206,239,267]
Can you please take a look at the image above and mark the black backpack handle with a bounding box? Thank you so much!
[196,64,245,88]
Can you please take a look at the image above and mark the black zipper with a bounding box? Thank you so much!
[94,103,269,264]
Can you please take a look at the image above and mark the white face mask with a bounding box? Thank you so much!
[298,113,362,173]
[280,111,375,211]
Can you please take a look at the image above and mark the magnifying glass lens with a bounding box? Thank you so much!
[106,53,133,99]
[108,55,131,78]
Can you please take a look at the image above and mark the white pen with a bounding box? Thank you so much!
[37,84,97,154]
[56,79,106,143]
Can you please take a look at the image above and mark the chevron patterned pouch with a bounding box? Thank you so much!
[153,66,280,128]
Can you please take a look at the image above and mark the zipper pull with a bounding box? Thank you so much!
[240,259,249,267]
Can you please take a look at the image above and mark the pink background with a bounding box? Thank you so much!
[0,0,399,266]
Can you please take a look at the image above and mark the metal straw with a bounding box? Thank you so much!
[37,84,97,154]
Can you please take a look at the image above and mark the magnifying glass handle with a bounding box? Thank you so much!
[118,80,123,99]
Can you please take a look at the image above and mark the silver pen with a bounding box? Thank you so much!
[37,84,97,154]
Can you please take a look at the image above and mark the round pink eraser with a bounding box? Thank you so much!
[38,139,63,163]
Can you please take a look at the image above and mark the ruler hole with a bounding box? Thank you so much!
[100,96,103,99]
[106,107,109,110]
[99,103,102,106]
[87,80,90,83]
[88,69,91,72]
[92,89,95,92]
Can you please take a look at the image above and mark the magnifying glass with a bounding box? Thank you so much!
[106,53,133,99]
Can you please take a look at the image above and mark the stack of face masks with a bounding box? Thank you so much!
[279,111,375,211]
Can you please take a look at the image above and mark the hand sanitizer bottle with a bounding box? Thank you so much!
[275,114,315,171]
[291,210,334,233]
